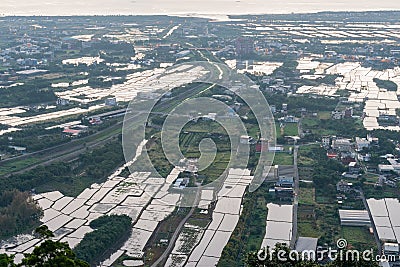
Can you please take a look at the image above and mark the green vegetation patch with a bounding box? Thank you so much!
[273,152,294,165]
[373,78,398,91]
[0,190,42,239]
[341,226,376,251]
[299,187,316,205]
[2,141,124,197]
[74,215,132,265]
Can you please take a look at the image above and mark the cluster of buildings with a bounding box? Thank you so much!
[331,107,354,120]
[269,165,295,201]
[323,135,379,164]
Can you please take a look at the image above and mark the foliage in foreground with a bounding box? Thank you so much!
[0,226,89,267]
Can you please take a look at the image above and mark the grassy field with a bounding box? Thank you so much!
[283,123,299,136]
[276,123,299,137]
[299,187,316,205]
[363,173,379,183]
[341,226,376,251]
[301,117,336,136]
[298,222,321,238]
[0,157,41,176]
[298,204,343,245]
[0,119,124,176]
[273,152,294,165]
[298,145,319,166]
[318,111,332,120]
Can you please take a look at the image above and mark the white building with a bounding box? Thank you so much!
[339,209,371,227]
[355,137,370,151]
[367,198,400,244]
[322,136,330,147]
[240,135,252,145]
[332,138,351,152]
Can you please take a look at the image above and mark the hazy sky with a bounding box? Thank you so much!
[1,0,400,16]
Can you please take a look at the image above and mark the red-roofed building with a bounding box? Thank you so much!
[63,128,82,137]
[327,152,338,159]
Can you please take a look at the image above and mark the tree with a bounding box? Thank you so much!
[0,254,16,267]
[21,240,89,267]
[1,227,89,267]
[74,215,132,265]
[34,225,54,239]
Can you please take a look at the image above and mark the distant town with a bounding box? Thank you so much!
[0,11,399,267]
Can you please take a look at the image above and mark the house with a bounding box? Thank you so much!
[332,139,351,152]
[240,135,253,145]
[348,162,360,174]
[62,128,82,137]
[331,110,343,120]
[367,134,379,145]
[173,178,190,189]
[8,146,27,153]
[295,237,318,259]
[276,176,294,188]
[336,180,353,192]
[379,165,394,173]
[358,153,371,162]
[355,137,370,151]
[57,98,70,106]
[322,136,330,148]
[383,243,399,256]
[105,97,117,106]
[341,155,356,165]
[269,145,285,153]
[339,209,371,227]
[281,116,299,123]
[274,187,294,201]
[88,116,102,125]
[282,103,288,113]
[327,151,338,159]
[204,113,217,121]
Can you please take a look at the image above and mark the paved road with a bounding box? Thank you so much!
[358,188,382,254]
[151,189,201,267]
[350,148,381,253]
[291,145,299,249]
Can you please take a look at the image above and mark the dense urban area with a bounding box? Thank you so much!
[0,11,400,267]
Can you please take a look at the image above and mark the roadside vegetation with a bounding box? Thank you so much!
[2,140,124,198]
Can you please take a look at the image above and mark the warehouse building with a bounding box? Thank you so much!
[339,209,371,227]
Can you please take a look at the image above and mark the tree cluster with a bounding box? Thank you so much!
[74,215,132,265]
[0,190,42,239]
